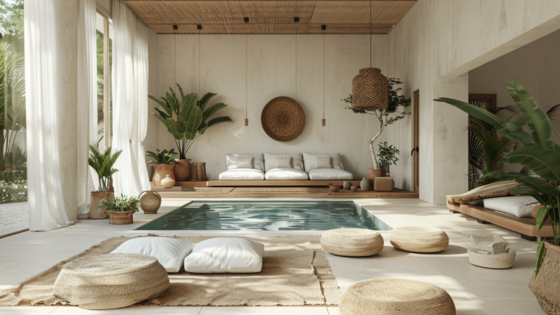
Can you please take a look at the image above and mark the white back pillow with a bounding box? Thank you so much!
[264,153,304,171]
[314,156,332,169]
[483,195,538,218]
[184,238,264,273]
[234,157,254,169]
[111,237,192,273]
[303,153,344,172]
[226,154,264,171]
[275,156,292,168]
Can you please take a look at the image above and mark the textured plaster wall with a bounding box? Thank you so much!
[385,0,560,204]
[154,34,390,181]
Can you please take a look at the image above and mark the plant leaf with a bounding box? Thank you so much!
[202,102,227,122]
[504,145,560,183]
[184,105,203,140]
[199,116,233,134]
[535,240,546,276]
[199,92,217,111]
[536,207,550,231]
[502,173,560,197]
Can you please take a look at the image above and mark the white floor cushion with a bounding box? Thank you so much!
[265,168,309,180]
[111,237,192,273]
[218,169,265,180]
[483,195,538,218]
[308,168,353,180]
[184,238,264,273]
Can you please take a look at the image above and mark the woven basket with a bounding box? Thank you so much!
[374,177,394,192]
[351,68,389,110]
[339,278,456,315]
[261,96,305,142]
[390,227,449,253]
[139,191,161,214]
[321,228,384,257]
[468,250,516,269]
[53,253,169,310]
[530,242,560,314]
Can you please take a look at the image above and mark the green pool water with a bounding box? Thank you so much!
[136,200,392,231]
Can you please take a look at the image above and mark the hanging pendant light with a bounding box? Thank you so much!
[245,33,249,126]
[351,0,389,111]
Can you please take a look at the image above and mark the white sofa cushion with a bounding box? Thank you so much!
[315,156,332,169]
[483,195,538,218]
[184,238,264,273]
[226,154,264,171]
[303,153,344,172]
[308,168,353,180]
[111,237,192,273]
[275,156,292,169]
[265,168,309,180]
[233,157,253,169]
[264,153,304,171]
[219,169,265,180]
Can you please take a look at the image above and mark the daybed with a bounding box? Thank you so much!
[447,181,554,240]
[218,153,353,182]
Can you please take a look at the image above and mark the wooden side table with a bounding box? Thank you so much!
[190,162,207,181]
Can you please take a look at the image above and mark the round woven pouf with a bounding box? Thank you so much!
[390,227,449,253]
[321,228,384,257]
[339,279,456,315]
[53,253,170,310]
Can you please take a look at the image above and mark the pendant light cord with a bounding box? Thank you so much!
[295,1,298,106]
[322,33,325,121]
[246,34,248,121]
[198,32,201,98]
[369,0,372,67]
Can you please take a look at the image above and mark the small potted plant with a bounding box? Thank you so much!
[101,194,139,225]
[377,142,400,176]
[146,149,177,187]
[88,145,122,219]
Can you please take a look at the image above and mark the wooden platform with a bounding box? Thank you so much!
[206,180,362,187]
[152,186,418,199]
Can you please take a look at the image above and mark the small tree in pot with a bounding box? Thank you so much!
[146,149,176,187]
[343,78,411,182]
[88,145,122,219]
[149,84,232,181]
[377,142,400,176]
[101,193,139,225]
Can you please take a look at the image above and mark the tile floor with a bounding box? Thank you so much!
[0,198,545,315]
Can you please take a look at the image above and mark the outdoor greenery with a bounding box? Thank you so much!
[149,84,233,159]
[377,141,400,170]
[100,193,139,213]
[343,78,411,169]
[88,145,122,192]
[146,149,177,165]
[96,28,112,136]
[435,81,560,276]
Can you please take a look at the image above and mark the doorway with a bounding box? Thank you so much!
[413,90,420,193]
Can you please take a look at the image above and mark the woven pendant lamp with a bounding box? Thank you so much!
[352,0,389,110]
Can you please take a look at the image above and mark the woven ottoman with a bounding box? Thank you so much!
[374,177,394,192]
[390,227,449,253]
[53,253,170,309]
[321,228,384,257]
[339,279,456,315]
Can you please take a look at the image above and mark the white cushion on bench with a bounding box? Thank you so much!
[265,168,309,180]
[184,238,264,273]
[111,237,192,273]
[226,153,264,171]
[303,153,345,172]
[483,195,538,218]
[219,169,265,180]
[264,153,304,171]
[308,168,353,180]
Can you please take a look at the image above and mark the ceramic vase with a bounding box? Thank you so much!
[343,181,352,190]
[174,159,191,181]
[161,175,175,188]
[367,168,386,190]
[360,177,371,191]
[152,164,175,187]
[139,191,162,214]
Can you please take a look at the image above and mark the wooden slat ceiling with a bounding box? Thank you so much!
[121,0,417,34]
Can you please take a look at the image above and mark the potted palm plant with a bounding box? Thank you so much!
[377,142,400,176]
[436,81,560,314]
[343,78,411,184]
[149,84,232,181]
[101,194,139,225]
[88,145,123,219]
[146,149,176,187]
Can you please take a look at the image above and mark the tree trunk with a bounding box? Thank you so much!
[369,120,384,169]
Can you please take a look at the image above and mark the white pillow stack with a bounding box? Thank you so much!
[184,238,265,273]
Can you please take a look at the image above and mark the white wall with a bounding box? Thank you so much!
[154,34,392,181]
[385,0,560,204]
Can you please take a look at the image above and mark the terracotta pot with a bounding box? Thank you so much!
[367,168,387,190]
[108,210,134,224]
[174,159,191,181]
[153,164,175,187]
[351,186,359,192]
[89,191,113,219]
[329,184,341,192]
[530,242,560,314]
[139,191,161,214]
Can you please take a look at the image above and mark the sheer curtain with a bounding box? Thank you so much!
[25,0,71,231]
[77,0,98,218]
[112,1,151,197]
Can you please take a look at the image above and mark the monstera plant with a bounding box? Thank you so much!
[149,84,232,180]
[435,81,560,314]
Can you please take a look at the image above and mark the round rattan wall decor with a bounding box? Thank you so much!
[261,96,305,142]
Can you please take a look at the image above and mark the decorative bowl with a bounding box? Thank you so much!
[329,184,342,192]
[351,186,359,192]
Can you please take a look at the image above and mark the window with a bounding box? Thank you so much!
[96,11,113,151]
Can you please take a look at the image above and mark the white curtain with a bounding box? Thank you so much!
[25,0,72,231]
[112,0,151,198]
[77,0,98,218]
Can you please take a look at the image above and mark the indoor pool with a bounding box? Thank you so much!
[136,200,392,231]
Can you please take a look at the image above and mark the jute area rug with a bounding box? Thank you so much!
[0,235,340,307]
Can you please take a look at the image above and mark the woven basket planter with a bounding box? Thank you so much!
[468,250,516,269]
[139,191,161,214]
[390,227,449,253]
[530,242,560,314]
[339,278,456,315]
[321,228,384,257]
[374,177,394,192]
[53,253,169,310]
[351,68,389,110]
[108,210,134,225]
